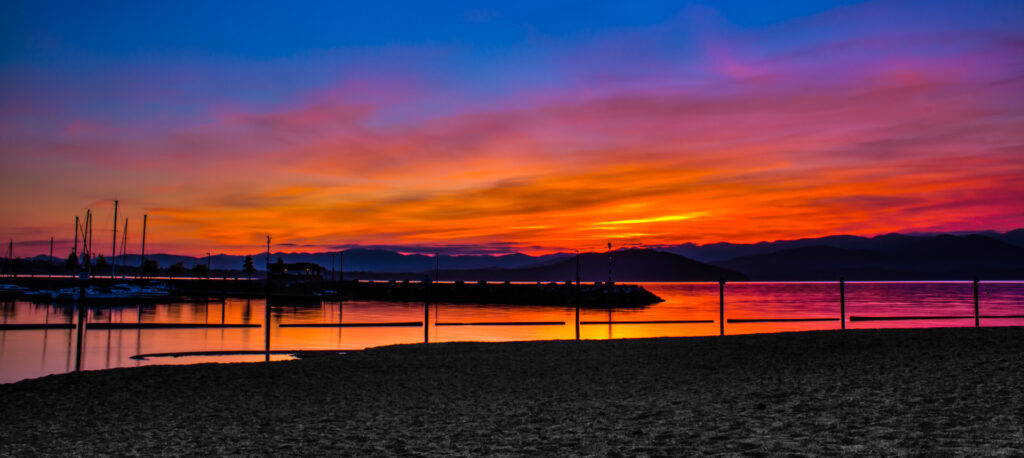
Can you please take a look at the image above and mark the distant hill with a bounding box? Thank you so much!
[716,234,1024,280]
[992,229,1024,248]
[664,229,1024,263]
[357,249,748,282]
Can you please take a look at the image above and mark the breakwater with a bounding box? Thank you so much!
[1,277,663,308]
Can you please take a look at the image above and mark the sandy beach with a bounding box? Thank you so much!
[1,327,1022,455]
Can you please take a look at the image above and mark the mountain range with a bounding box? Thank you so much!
[377,249,748,282]
[663,229,1024,263]
[17,229,1024,281]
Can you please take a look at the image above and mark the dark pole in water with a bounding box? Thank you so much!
[435,253,439,283]
[111,199,118,278]
[331,254,335,282]
[719,277,726,336]
[74,304,86,371]
[575,249,580,341]
[339,250,344,300]
[424,281,430,344]
[840,276,846,330]
[264,300,271,362]
[265,236,271,361]
[973,275,980,328]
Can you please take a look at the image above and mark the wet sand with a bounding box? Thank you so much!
[2,327,1022,455]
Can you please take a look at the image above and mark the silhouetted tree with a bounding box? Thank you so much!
[243,255,256,280]
[191,263,210,279]
[141,259,159,278]
[166,262,185,280]
[95,254,108,273]
[65,252,78,273]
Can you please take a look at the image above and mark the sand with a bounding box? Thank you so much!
[1,327,1023,455]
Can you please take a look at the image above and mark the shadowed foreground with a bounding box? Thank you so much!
[2,328,1023,455]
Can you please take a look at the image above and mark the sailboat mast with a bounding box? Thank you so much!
[111,199,118,277]
[87,210,93,275]
[141,214,147,266]
[121,218,128,276]
[73,216,79,277]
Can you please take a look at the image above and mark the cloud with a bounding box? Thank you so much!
[2,1,1023,255]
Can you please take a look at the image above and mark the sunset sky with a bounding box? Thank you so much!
[1,0,1022,256]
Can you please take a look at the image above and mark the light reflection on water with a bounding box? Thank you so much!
[1,282,1021,384]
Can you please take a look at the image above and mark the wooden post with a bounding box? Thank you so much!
[575,250,580,341]
[265,236,271,361]
[973,276,980,328]
[424,281,430,344]
[74,304,86,371]
[719,277,726,336]
[840,276,846,330]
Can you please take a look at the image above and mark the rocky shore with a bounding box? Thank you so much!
[1,327,1022,455]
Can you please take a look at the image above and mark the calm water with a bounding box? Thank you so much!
[1,282,1022,384]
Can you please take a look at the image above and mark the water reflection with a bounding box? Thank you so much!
[0,282,1021,384]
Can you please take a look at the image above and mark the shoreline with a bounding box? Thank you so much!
[2,327,1023,454]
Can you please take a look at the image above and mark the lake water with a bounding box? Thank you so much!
[2,281,1022,384]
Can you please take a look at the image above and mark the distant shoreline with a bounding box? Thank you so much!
[2,327,1022,454]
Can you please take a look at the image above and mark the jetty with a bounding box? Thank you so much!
[0,277,663,308]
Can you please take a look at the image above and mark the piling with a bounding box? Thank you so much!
[973,276,980,328]
[575,251,581,341]
[264,301,271,362]
[265,236,271,361]
[74,304,86,371]
[840,276,846,330]
[424,281,430,343]
[719,277,726,336]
